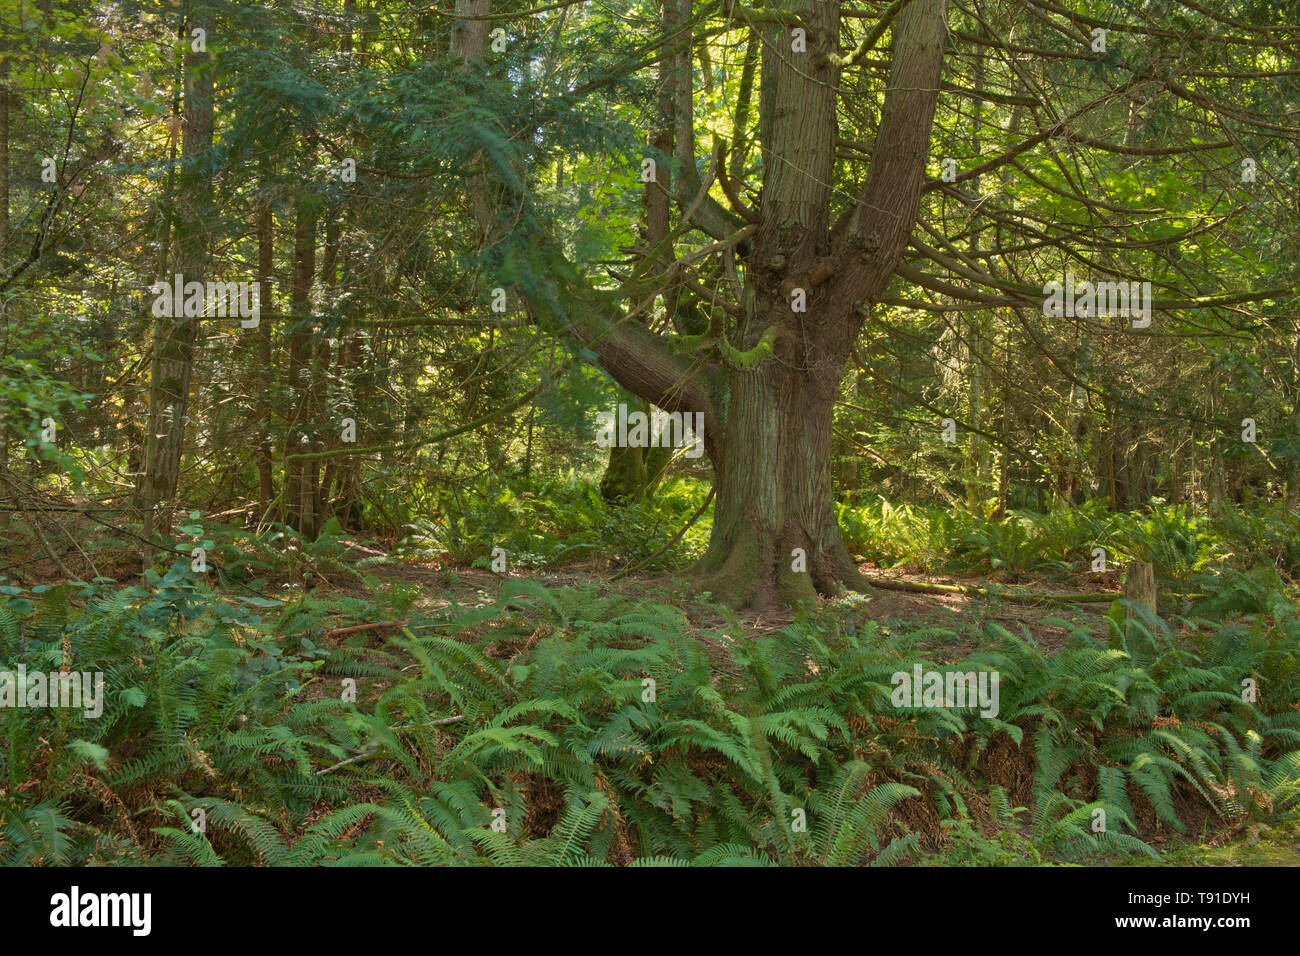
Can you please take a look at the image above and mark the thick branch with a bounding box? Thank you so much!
[826,0,947,320]
[665,0,745,240]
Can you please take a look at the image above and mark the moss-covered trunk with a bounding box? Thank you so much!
[523,0,947,608]
[695,356,864,607]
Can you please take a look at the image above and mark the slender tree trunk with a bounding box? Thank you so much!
[452,0,494,244]
[602,29,677,503]
[335,0,363,530]
[138,14,213,540]
[995,338,1010,519]
[1288,444,1300,509]
[963,52,988,511]
[0,58,10,533]
[285,201,317,537]
[0,56,8,258]
[1207,377,1225,514]
[256,183,275,513]
[1171,438,1183,506]
[1209,440,1226,513]
[310,214,339,525]
[1288,338,1300,508]
[338,277,364,529]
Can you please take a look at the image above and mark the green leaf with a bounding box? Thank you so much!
[70,740,110,770]
[121,687,148,707]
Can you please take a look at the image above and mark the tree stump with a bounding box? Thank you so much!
[1123,561,1158,662]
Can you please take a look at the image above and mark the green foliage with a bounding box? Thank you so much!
[0,565,356,865]
[0,349,97,489]
[4,560,1296,866]
[840,496,1226,580]
[397,475,711,571]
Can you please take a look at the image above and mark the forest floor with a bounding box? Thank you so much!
[355,555,1122,663]
[2,522,1122,656]
[327,557,1300,865]
[6,533,1297,866]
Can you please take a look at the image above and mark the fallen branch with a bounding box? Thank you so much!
[322,620,408,639]
[864,575,1119,604]
[314,715,466,776]
[314,750,381,777]
[612,487,715,580]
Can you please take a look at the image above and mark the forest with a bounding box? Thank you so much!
[0,0,1298,875]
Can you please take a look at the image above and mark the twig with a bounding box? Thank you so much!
[314,715,466,776]
[612,488,715,580]
[0,473,76,578]
[322,620,407,639]
[314,750,380,776]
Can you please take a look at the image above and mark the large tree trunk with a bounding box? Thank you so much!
[520,0,947,608]
[689,0,945,606]
[695,352,861,607]
[688,0,849,607]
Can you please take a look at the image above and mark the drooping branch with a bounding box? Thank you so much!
[287,385,546,462]
[826,0,912,69]
[509,238,722,434]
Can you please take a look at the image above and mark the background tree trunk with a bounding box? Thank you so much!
[256,179,275,516]
[601,58,676,503]
[137,13,213,543]
[0,57,9,533]
[285,201,318,537]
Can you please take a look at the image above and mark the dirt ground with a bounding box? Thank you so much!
[0,522,1123,659]
[349,551,1120,660]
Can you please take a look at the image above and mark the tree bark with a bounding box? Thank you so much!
[678,0,946,606]
[693,354,860,606]
[137,13,213,539]
[0,57,9,533]
[1123,560,1158,661]
[601,21,677,504]
[285,201,318,537]
[517,0,947,607]
[255,181,275,513]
